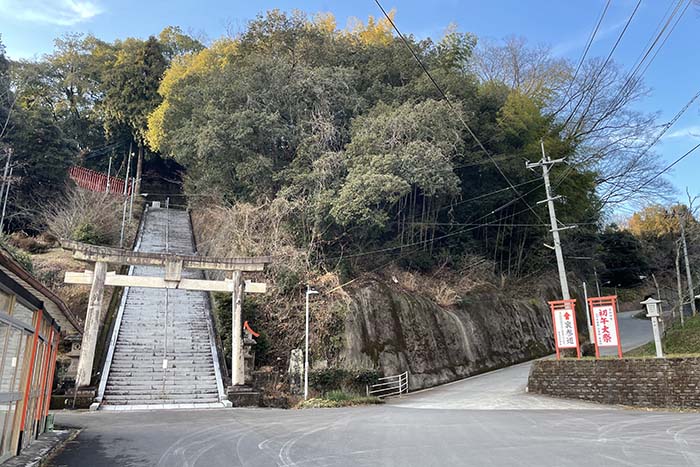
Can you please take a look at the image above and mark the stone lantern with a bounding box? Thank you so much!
[640,297,663,358]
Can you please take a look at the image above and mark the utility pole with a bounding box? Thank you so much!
[119,149,133,248]
[526,141,574,300]
[128,178,135,221]
[106,155,112,193]
[0,147,12,212]
[0,167,13,233]
[676,241,685,326]
[583,282,594,343]
[124,147,132,196]
[679,213,697,316]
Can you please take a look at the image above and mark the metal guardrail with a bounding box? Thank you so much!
[367,371,409,398]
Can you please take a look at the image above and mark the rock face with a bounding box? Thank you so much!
[340,280,554,390]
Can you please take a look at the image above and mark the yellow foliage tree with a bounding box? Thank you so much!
[346,9,396,45]
[146,38,237,151]
[313,12,337,35]
[628,204,696,238]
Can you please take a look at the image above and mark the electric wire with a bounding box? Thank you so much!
[598,87,700,206]
[307,1,675,267]
[560,0,642,130]
[559,0,612,106]
[554,1,692,204]
[373,0,546,224]
[622,142,700,201]
[595,0,689,133]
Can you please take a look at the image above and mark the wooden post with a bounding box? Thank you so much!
[76,261,107,387]
[231,270,245,385]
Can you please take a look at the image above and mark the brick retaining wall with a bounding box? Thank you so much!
[528,358,700,409]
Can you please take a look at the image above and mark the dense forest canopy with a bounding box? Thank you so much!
[0,10,696,289]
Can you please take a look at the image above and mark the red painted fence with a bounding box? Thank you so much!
[68,166,132,196]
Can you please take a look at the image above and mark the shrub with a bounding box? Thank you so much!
[72,223,108,245]
[41,186,130,246]
[274,266,301,295]
[325,389,353,402]
[0,237,34,273]
[309,368,381,395]
[296,393,383,409]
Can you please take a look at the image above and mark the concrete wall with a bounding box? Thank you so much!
[340,279,555,390]
[528,358,700,409]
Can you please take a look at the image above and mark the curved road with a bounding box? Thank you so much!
[48,311,699,467]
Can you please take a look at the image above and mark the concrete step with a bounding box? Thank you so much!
[102,396,220,405]
[111,352,214,357]
[108,371,215,377]
[109,372,215,378]
[113,346,212,352]
[110,358,214,365]
[105,386,218,394]
[108,371,216,378]
[102,207,223,407]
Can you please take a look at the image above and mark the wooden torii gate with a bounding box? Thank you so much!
[61,239,272,389]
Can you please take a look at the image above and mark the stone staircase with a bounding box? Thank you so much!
[100,206,225,409]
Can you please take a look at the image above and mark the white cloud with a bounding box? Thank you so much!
[552,18,627,57]
[664,126,700,140]
[0,0,103,26]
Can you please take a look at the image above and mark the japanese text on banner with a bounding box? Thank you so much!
[592,305,618,346]
[555,308,577,348]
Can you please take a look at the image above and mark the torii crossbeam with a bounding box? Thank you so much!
[61,239,272,389]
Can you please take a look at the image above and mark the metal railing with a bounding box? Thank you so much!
[367,371,409,398]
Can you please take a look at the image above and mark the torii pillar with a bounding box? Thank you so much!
[62,239,271,392]
[231,270,245,386]
[75,261,107,388]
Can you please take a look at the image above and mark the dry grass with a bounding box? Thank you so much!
[192,200,350,365]
[384,254,497,307]
[41,186,133,246]
[30,247,93,321]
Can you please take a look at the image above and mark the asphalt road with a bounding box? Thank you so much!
[49,405,700,467]
[48,309,697,467]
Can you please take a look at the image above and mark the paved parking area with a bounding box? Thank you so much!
[48,405,700,467]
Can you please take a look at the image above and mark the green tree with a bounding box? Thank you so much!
[102,36,167,194]
[599,228,648,287]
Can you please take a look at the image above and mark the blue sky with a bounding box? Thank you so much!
[1,0,698,204]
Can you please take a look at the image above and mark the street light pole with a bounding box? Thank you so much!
[304,285,318,400]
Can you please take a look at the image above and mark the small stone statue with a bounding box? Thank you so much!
[288,348,304,394]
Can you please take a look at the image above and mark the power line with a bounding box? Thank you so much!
[443,177,542,210]
[561,0,642,130]
[324,190,555,262]
[561,0,612,102]
[598,87,700,205]
[556,3,693,206]
[636,0,691,78]
[600,0,689,126]
[373,0,545,224]
[626,142,700,199]
[405,221,598,227]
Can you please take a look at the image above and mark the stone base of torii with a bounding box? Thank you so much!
[61,239,271,390]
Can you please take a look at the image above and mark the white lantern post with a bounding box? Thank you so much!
[641,297,663,358]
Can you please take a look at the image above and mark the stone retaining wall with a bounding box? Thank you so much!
[528,358,700,409]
